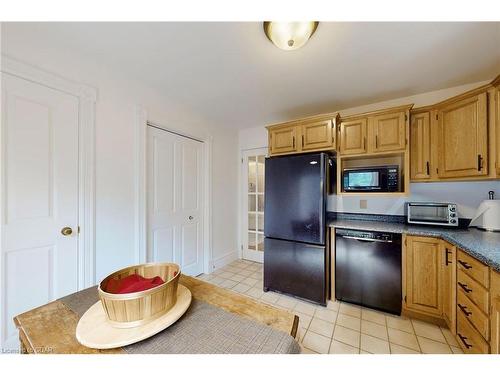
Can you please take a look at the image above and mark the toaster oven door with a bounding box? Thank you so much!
[407,204,451,224]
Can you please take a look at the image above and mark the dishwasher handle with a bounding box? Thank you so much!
[338,235,393,243]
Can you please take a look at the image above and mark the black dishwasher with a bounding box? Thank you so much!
[335,229,402,315]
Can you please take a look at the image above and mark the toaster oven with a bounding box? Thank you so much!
[406,202,458,227]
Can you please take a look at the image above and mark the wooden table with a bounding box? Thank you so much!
[13,275,299,354]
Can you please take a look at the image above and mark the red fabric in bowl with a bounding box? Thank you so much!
[106,274,165,294]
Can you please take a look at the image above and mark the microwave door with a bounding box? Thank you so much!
[345,170,381,191]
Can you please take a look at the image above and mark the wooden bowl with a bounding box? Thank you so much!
[98,262,180,328]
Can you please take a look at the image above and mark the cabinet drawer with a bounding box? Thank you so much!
[457,288,489,340]
[457,310,489,354]
[457,270,490,314]
[457,251,489,288]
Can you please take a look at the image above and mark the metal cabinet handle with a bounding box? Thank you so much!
[458,303,472,316]
[458,334,472,349]
[61,227,73,236]
[458,260,472,270]
[292,136,295,148]
[458,282,472,293]
[188,216,194,220]
[426,161,430,176]
[477,154,483,171]
[445,248,452,266]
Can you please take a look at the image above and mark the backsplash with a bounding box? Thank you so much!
[327,180,500,219]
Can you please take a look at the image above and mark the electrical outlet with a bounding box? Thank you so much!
[360,199,368,209]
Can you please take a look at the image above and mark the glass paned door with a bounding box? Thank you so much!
[242,149,267,262]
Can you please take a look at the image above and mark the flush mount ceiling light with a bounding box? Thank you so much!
[263,21,319,51]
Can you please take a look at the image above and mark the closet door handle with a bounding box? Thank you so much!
[458,282,472,293]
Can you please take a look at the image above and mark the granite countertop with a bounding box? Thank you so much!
[328,219,500,272]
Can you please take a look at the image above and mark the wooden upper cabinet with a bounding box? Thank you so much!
[371,111,406,152]
[496,86,500,176]
[301,119,335,151]
[266,114,338,156]
[404,236,442,318]
[437,92,488,178]
[410,112,431,180]
[269,126,298,155]
[441,241,456,334]
[339,118,367,155]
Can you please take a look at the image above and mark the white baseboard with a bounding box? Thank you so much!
[209,251,239,273]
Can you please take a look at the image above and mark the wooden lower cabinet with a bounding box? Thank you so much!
[402,235,500,354]
[441,242,456,333]
[404,236,443,318]
[491,270,500,354]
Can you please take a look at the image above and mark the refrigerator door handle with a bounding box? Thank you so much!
[304,244,326,249]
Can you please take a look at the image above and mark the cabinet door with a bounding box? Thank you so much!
[437,93,488,178]
[371,111,406,152]
[269,125,298,155]
[301,120,334,151]
[496,88,500,176]
[491,270,500,354]
[405,236,442,317]
[339,118,367,155]
[410,112,431,180]
[441,241,457,334]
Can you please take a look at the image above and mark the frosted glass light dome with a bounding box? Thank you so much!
[263,22,319,51]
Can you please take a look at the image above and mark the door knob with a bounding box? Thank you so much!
[61,227,73,236]
[188,216,194,220]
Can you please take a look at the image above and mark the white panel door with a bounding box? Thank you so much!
[147,126,204,276]
[1,73,79,349]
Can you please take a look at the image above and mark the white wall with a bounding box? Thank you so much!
[2,27,239,280]
[239,80,500,220]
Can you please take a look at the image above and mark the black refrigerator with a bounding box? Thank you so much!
[263,152,332,305]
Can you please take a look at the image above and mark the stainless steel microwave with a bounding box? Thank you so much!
[342,166,399,192]
[406,202,458,227]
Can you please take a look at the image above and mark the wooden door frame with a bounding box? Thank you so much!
[0,56,97,347]
[239,147,268,263]
[135,108,212,275]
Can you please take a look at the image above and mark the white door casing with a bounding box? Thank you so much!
[241,148,267,263]
[1,73,80,348]
[147,125,204,276]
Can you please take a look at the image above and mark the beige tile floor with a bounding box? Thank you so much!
[196,259,463,354]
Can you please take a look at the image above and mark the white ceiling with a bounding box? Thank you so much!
[2,22,500,130]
